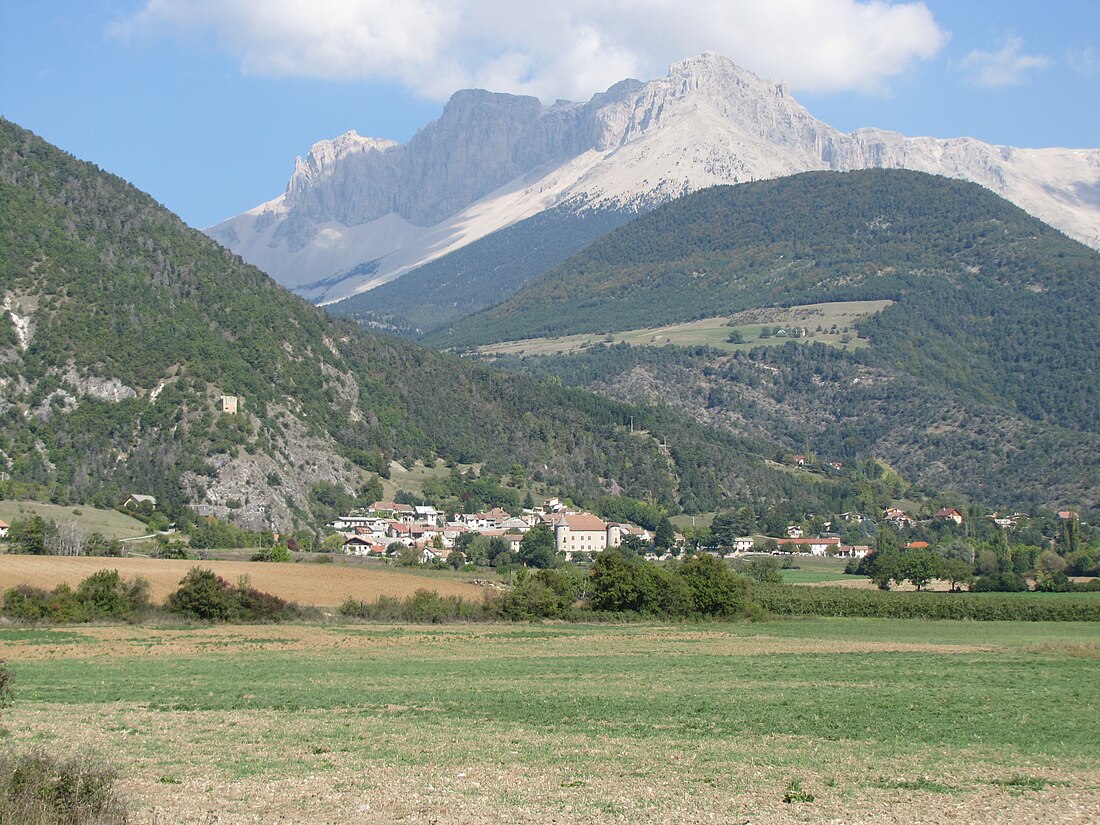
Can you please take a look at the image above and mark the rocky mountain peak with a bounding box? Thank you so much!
[209,53,1100,302]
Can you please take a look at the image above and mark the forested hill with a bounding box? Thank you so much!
[0,119,882,527]
[430,170,1100,434]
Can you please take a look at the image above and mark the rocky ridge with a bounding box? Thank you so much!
[209,53,1100,303]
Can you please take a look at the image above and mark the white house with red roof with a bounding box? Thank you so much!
[935,507,965,525]
[0,519,8,540]
[883,508,914,528]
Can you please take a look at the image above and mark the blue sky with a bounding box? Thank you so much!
[2,1,1096,229]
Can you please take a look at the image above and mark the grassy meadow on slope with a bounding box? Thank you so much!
[2,620,1097,823]
[0,501,148,540]
[476,300,886,357]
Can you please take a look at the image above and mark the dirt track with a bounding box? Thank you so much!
[0,555,483,606]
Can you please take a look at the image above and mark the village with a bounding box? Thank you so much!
[326,498,1017,566]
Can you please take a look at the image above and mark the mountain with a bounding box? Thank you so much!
[1,118,890,527]
[324,204,636,336]
[438,170,1100,510]
[209,53,1100,307]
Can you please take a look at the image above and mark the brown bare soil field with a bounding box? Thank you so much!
[0,555,483,605]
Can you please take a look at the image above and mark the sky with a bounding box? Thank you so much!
[2,1,1097,229]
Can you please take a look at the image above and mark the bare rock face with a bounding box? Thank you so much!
[208,53,1100,302]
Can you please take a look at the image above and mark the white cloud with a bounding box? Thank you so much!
[112,0,946,101]
[1066,46,1099,77]
[961,36,1050,88]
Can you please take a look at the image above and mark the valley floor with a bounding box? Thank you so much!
[2,619,1098,823]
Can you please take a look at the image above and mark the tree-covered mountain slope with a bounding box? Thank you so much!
[432,170,1100,436]
[0,119,889,527]
[488,342,1100,511]
[325,203,636,337]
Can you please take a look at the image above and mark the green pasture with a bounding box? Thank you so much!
[2,618,1097,822]
[477,300,889,357]
[0,500,149,541]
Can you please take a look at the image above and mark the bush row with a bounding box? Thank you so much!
[341,552,762,623]
[750,584,1100,621]
[2,568,300,624]
[2,571,149,623]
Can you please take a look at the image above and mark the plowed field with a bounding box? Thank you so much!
[0,555,483,605]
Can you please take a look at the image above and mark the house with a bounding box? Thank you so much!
[836,544,870,558]
[218,395,238,414]
[733,536,755,553]
[190,504,214,518]
[124,494,157,510]
[370,502,416,522]
[331,513,373,530]
[786,525,804,538]
[0,520,8,540]
[792,454,806,466]
[498,516,531,533]
[1057,510,1080,521]
[883,508,914,528]
[386,522,414,546]
[839,512,864,524]
[935,507,965,525]
[414,505,443,526]
[906,541,931,549]
[828,461,844,471]
[342,535,377,556]
[775,537,842,556]
[553,513,622,557]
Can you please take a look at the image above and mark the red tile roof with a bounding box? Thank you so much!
[560,514,608,532]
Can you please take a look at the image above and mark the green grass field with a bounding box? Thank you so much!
[477,300,891,357]
[0,500,149,540]
[1,617,1097,823]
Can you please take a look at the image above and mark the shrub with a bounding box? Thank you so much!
[0,660,12,717]
[2,572,149,624]
[153,544,190,560]
[971,572,1029,592]
[339,590,494,623]
[165,568,299,623]
[500,569,579,619]
[166,569,236,621]
[74,571,149,620]
[0,749,129,825]
[250,545,292,563]
[740,556,783,584]
[589,550,668,614]
[678,553,754,617]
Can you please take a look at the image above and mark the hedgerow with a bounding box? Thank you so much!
[750,584,1100,621]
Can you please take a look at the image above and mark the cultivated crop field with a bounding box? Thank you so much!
[0,556,484,604]
[2,618,1098,824]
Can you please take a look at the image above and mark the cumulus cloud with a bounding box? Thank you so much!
[112,0,946,101]
[961,36,1050,88]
